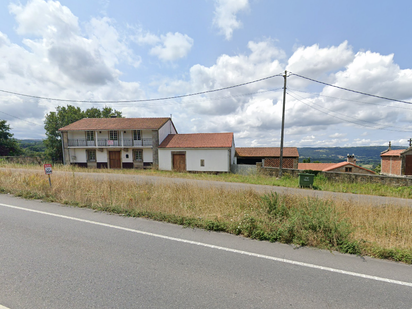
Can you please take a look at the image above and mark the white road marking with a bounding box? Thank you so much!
[0,305,11,309]
[1,202,412,288]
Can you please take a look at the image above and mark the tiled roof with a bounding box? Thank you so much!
[59,117,171,131]
[159,133,233,148]
[380,149,406,157]
[235,147,299,157]
[298,163,336,171]
[298,162,375,174]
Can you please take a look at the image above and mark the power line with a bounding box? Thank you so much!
[0,110,43,127]
[289,72,412,106]
[287,91,412,133]
[0,73,283,104]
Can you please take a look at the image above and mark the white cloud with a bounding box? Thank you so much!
[149,32,193,61]
[133,29,193,61]
[86,17,141,68]
[161,39,412,147]
[1,0,145,138]
[213,0,249,40]
[9,0,80,38]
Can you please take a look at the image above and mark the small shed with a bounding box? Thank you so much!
[235,147,299,168]
[158,133,235,172]
[380,147,412,176]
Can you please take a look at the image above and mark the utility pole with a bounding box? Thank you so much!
[279,70,287,178]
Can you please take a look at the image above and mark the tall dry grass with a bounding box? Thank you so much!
[0,169,411,263]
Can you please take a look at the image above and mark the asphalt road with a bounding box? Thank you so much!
[0,194,411,308]
[2,168,412,207]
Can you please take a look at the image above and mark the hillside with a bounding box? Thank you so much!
[297,146,405,167]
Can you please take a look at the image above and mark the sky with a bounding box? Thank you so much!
[1,0,412,148]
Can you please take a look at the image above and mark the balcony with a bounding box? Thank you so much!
[68,138,152,147]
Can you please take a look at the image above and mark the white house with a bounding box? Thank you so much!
[58,117,177,168]
[158,133,235,172]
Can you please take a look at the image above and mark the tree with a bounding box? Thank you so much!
[302,158,311,163]
[0,120,22,156]
[44,105,122,162]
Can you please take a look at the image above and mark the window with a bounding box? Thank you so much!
[345,167,352,172]
[134,149,143,161]
[200,159,205,167]
[133,130,141,140]
[87,150,96,162]
[109,130,118,140]
[86,131,94,141]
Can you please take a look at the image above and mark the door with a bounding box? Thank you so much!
[405,155,412,175]
[173,153,186,172]
[109,151,121,169]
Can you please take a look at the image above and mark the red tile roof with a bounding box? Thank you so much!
[159,133,233,148]
[298,163,336,171]
[236,147,299,157]
[59,117,171,131]
[298,162,375,174]
[380,149,406,157]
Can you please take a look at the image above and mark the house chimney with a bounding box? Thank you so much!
[388,141,392,150]
[110,115,117,118]
[347,154,356,164]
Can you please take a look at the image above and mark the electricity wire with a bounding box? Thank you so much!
[287,91,412,132]
[0,73,283,104]
[289,72,412,106]
[0,110,43,127]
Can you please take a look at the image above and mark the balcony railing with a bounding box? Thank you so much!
[68,138,152,147]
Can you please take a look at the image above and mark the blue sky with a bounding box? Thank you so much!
[1,0,412,149]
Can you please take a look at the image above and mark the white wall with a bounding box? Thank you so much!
[159,119,177,144]
[142,130,152,139]
[143,149,153,163]
[122,149,133,162]
[96,149,107,162]
[159,148,230,172]
[69,148,87,162]
[69,131,84,140]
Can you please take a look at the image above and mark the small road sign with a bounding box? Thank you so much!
[44,164,52,175]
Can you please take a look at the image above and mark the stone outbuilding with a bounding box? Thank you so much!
[235,147,299,169]
[380,143,412,176]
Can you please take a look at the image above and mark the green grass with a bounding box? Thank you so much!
[1,162,411,199]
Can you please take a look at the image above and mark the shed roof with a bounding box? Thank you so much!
[298,162,375,174]
[59,117,172,131]
[380,149,406,157]
[159,133,233,148]
[235,147,299,157]
[298,163,336,171]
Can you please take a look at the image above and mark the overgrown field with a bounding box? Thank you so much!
[0,169,411,264]
[1,162,412,198]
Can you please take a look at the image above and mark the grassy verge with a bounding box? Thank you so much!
[2,163,412,199]
[0,169,411,264]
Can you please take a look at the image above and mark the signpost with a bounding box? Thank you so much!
[44,163,52,187]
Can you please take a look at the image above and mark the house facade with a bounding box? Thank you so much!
[58,117,177,169]
[235,147,299,169]
[158,133,235,172]
[380,147,412,176]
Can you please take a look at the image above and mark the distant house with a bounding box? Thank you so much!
[158,133,235,172]
[380,144,412,176]
[58,117,177,168]
[298,154,375,174]
[235,147,299,169]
